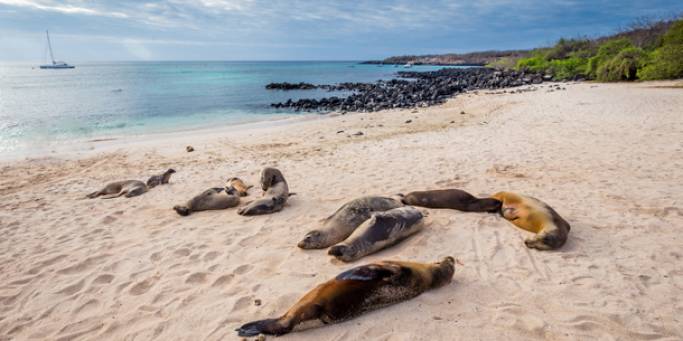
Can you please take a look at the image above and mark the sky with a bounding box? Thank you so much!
[0,0,682,62]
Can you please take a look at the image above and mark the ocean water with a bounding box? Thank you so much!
[0,61,461,156]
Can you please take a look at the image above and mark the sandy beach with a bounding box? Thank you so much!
[1,81,682,340]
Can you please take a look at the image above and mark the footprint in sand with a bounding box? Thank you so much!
[56,279,85,295]
[212,274,234,287]
[174,248,191,257]
[233,264,253,275]
[92,274,115,284]
[186,272,209,284]
[129,277,159,296]
[203,251,220,262]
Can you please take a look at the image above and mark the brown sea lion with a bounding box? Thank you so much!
[298,196,404,249]
[328,206,425,262]
[86,180,148,199]
[491,191,570,250]
[146,169,176,188]
[236,256,455,337]
[237,167,290,216]
[398,189,501,213]
[173,187,240,216]
[225,177,252,197]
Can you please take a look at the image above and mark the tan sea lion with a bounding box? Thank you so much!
[237,167,290,216]
[236,256,455,337]
[398,189,501,213]
[173,187,240,216]
[327,206,425,262]
[298,196,404,249]
[146,168,176,188]
[225,177,252,197]
[86,180,148,199]
[491,191,570,250]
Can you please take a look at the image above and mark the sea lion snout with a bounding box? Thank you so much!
[298,230,323,249]
[328,245,350,258]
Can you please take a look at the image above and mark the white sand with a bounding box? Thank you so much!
[1,81,682,340]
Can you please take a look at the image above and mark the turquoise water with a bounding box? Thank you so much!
[0,61,460,156]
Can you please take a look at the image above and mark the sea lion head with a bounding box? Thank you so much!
[166,168,176,174]
[260,167,284,191]
[173,205,191,216]
[428,256,456,289]
[297,230,328,249]
[327,244,358,262]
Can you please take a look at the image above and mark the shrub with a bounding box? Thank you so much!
[587,38,634,78]
[596,47,647,81]
[549,57,589,80]
[639,44,683,80]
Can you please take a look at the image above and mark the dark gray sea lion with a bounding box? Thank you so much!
[328,206,425,262]
[146,168,176,188]
[173,187,240,216]
[225,177,252,197]
[398,189,501,213]
[297,196,404,249]
[86,180,148,199]
[236,256,455,337]
[491,191,570,250]
[237,167,290,216]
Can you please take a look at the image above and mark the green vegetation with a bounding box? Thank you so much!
[513,18,683,81]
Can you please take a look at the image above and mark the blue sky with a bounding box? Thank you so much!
[1,0,682,62]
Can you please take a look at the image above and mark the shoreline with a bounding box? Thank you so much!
[0,81,682,340]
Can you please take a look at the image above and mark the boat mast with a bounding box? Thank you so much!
[46,30,55,64]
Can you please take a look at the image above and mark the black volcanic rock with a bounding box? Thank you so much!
[269,67,552,112]
[265,82,317,90]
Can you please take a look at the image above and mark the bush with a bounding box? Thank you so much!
[596,47,647,81]
[544,38,593,60]
[639,20,683,80]
[549,57,589,80]
[639,44,683,80]
[587,38,634,78]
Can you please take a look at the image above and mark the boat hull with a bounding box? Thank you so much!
[40,65,75,69]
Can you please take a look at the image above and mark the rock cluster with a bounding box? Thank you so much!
[265,82,317,90]
[269,68,551,112]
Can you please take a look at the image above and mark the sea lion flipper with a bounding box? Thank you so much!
[236,318,287,337]
[335,263,400,282]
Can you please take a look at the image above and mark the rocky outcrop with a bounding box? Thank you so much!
[269,68,551,112]
[265,82,317,90]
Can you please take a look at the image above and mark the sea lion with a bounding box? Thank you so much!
[237,167,290,216]
[146,168,176,188]
[225,177,252,197]
[173,187,240,216]
[86,180,148,199]
[328,206,425,262]
[398,189,501,213]
[298,196,404,249]
[236,256,455,337]
[491,191,570,250]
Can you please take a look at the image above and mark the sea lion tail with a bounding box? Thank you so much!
[173,205,191,216]
[236,318,289,337]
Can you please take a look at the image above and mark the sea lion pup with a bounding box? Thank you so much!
[398,189,501,213]
[225,177,252,197]
[237,167,289,216]
[236,256,455,337]
[328,206,425,262]
[86,180,148,199]
[173,187,239,216]
[491,191,571,250]
[146,168,176,188]
[298,196,404,249]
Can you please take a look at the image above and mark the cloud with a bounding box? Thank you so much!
[0,0,128,18]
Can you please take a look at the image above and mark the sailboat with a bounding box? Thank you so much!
[40,30,75,69]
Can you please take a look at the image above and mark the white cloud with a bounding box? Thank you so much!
[0,0,128,18]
